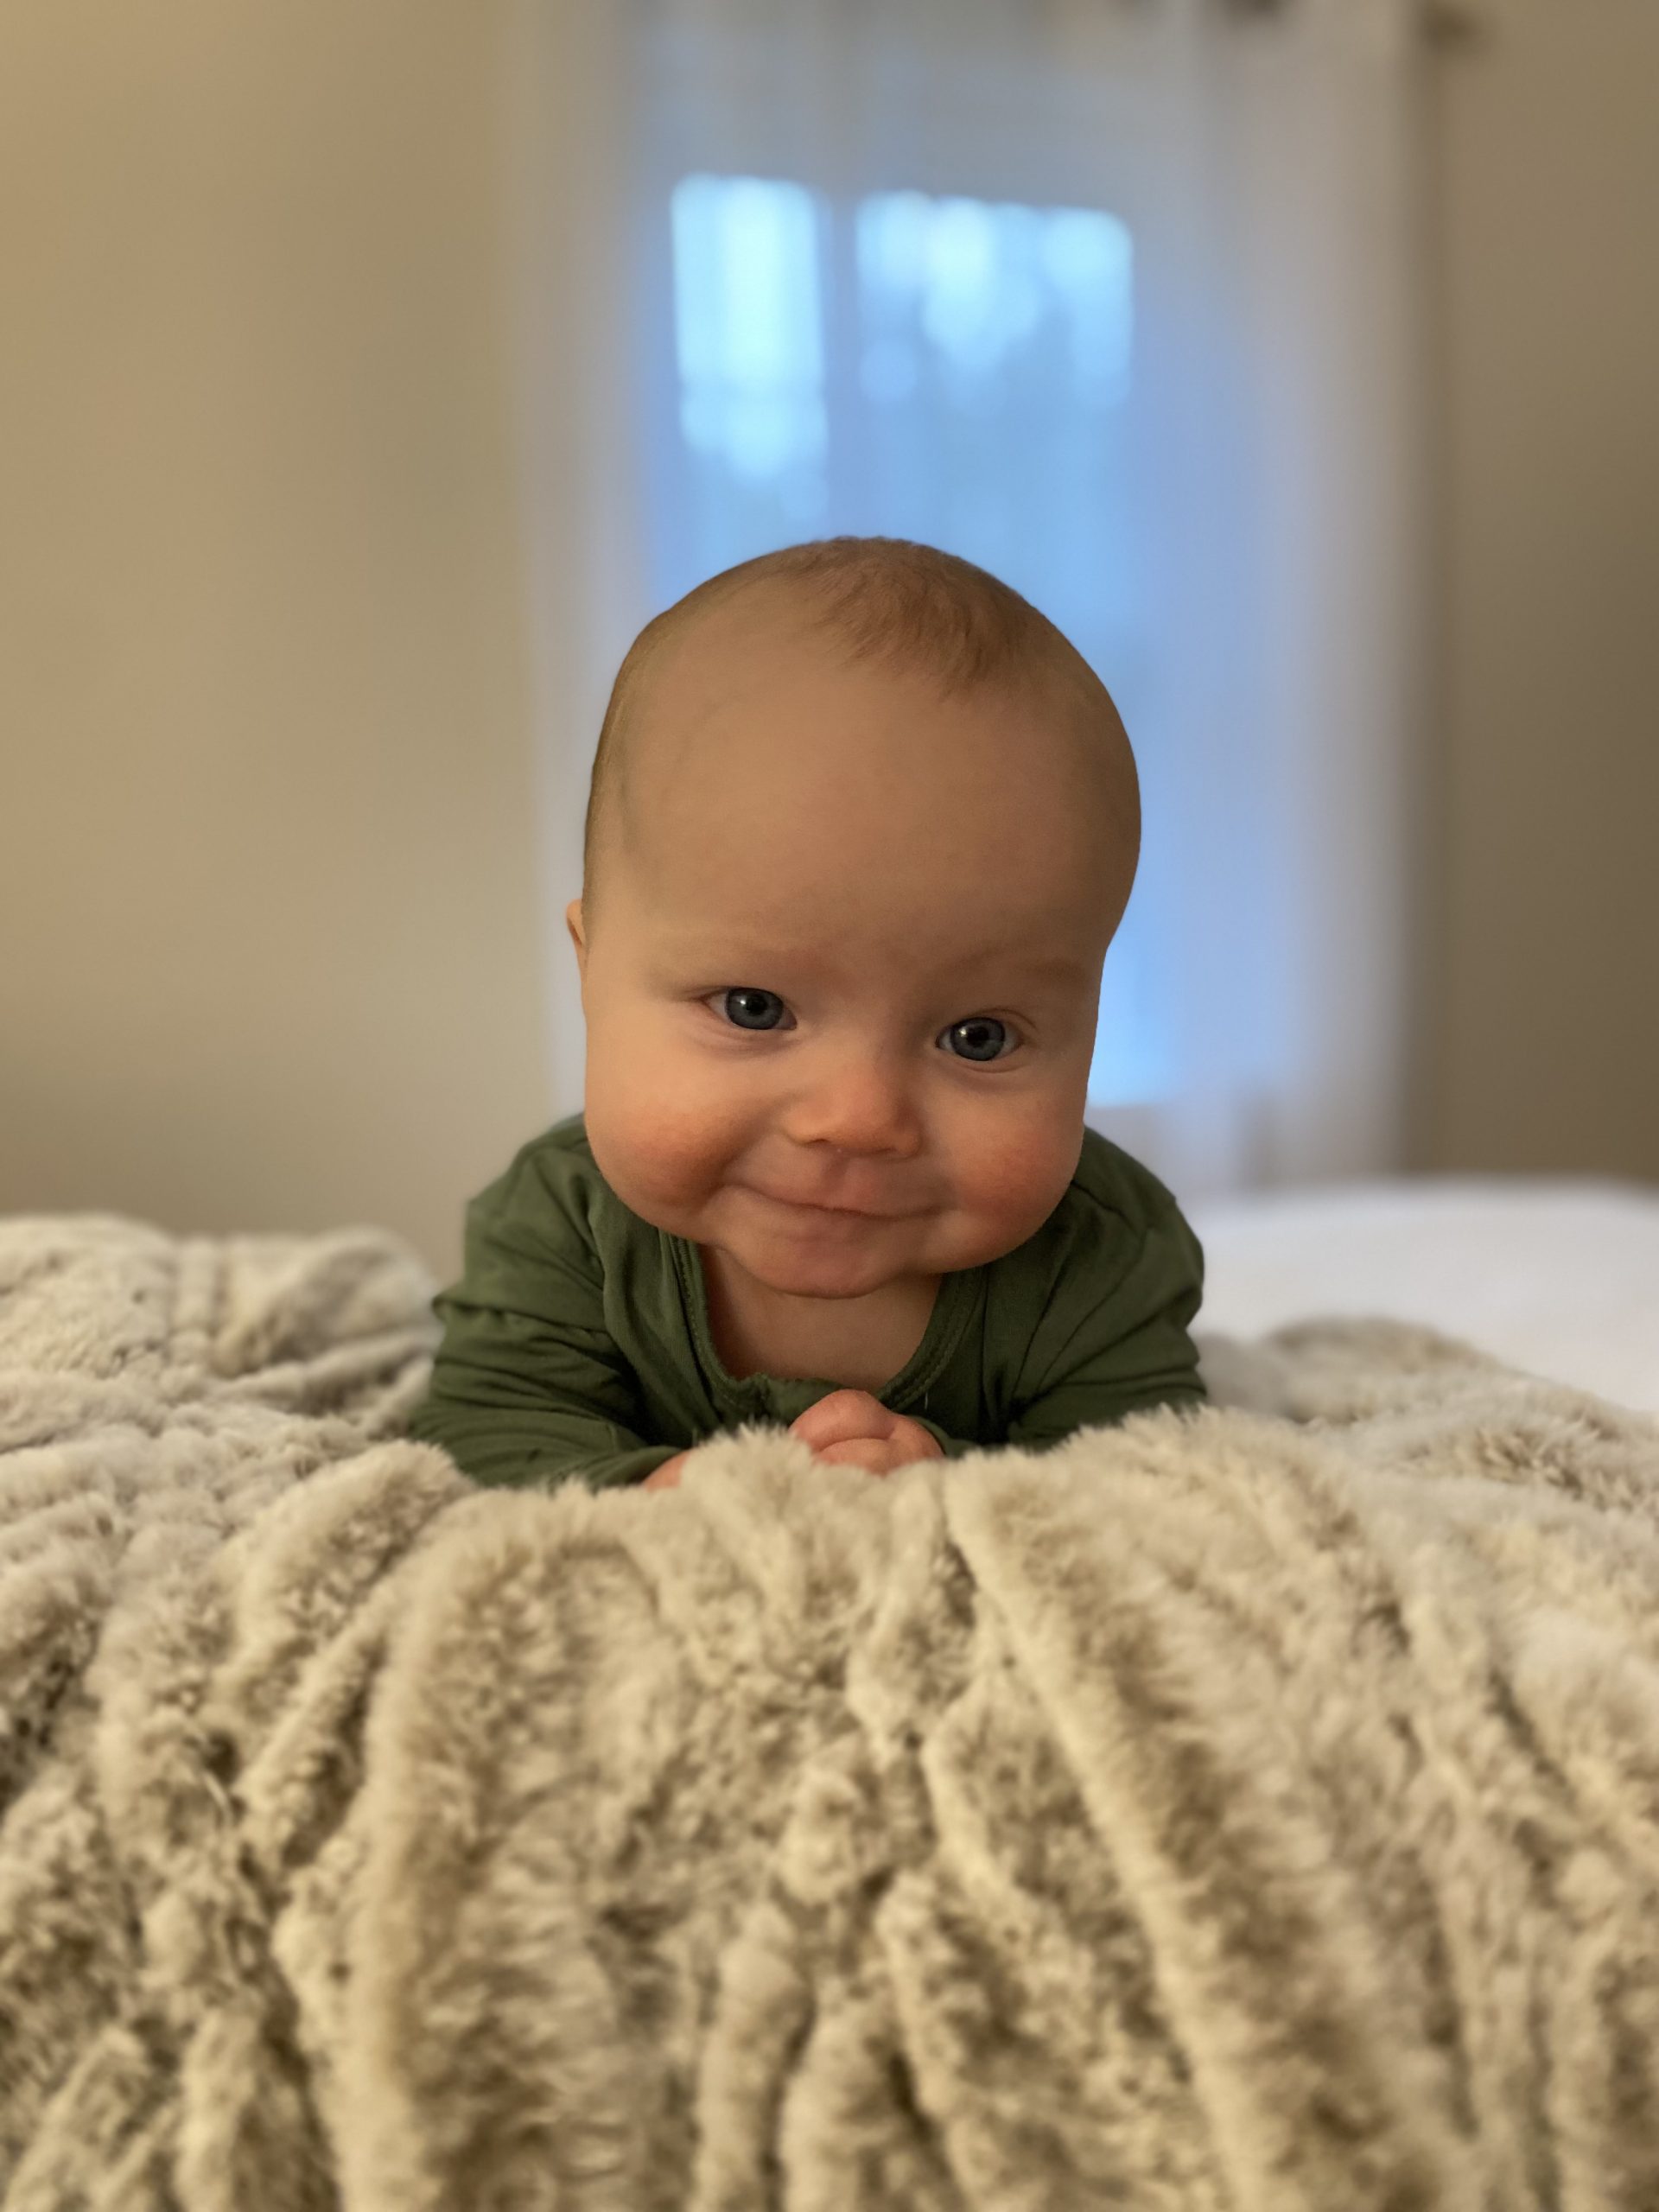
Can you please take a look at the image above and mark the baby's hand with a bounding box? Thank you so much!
[788,1389,945,1478]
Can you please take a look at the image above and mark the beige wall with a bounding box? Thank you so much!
[6,2,1656,1272]
[1417,0,1659,1179]
[0,0,554,1280]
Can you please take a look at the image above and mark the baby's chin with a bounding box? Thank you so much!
[706,1197,1020,1301]
[703,1210,920,1296]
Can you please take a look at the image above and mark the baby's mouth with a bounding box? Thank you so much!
[751,1185,891,1220]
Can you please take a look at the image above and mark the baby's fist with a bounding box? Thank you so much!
[788,1388,944,1477]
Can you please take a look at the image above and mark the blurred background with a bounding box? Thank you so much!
[3,0,1656,1289]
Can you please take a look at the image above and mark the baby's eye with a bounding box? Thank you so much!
[942,1017,1021,1061]
[715,986,790,1032]
[708,990,1021,1065]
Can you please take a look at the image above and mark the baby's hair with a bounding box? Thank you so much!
[579,535,1132,929]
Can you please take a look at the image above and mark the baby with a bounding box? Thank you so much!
[406,536,1205,1492]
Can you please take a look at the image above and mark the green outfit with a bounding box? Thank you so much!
[405,1113,1206,1491]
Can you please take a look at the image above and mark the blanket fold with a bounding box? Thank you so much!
[2,1214,1657,2210]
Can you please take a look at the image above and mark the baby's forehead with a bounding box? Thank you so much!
[632,703,1124,950]
[638,594,1083,775]
[636,842,1113,1021]
[601,563,1138,947]
[631,644,1120,910]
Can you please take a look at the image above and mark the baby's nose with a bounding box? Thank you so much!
[783,1052,925,1159]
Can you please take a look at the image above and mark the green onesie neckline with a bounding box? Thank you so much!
[666,1230,979,1409]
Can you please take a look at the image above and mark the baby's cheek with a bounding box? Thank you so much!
[586,1077,743,1221]
[955,1122,1080,1248]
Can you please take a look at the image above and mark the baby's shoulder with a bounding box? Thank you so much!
[471,1112,626,1262]
[982,1128,1189,1300]
[1066,1125,1188,1235]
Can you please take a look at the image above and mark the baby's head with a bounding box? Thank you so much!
[565,537,1140,1304]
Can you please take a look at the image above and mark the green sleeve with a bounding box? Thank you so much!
[906,1420,982,1461]
[405,1147,679,1492]
[1004,1201,1207,1455]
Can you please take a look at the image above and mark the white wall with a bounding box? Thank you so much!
[0,1,556,1279]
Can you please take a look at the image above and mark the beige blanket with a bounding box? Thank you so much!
[2,1214,1657,2211]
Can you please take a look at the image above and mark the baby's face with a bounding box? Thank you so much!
[567,607,1135,1306]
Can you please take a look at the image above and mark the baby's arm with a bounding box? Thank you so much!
[1007,1198,1206,1452]
[408,1322,683,1490]
[406,1163,683,1491]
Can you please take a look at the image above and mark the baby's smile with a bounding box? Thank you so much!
[411,536,1207,1484]
[564,563,1141,1330]
[742,1167,918,1216]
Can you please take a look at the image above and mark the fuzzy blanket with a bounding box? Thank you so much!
[3,1216,1658,2212]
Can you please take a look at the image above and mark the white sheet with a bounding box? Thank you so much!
[1188,1176,1659,1415]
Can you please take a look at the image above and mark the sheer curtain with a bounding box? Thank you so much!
[508,0,1431,1199]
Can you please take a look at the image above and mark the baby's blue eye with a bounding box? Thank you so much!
[942,1016,1012,1064]
[712,995,1013,1061]
[720,987,787,1031]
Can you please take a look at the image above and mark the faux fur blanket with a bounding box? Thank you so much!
[3,1217,1658,2212]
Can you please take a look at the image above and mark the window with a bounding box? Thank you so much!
[658,173,1164,1105]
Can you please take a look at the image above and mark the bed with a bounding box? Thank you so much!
[1192,1174,1659,1416]
[3,1179,1657,2209]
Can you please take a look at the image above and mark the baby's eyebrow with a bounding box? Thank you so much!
[660,935,1092,991]
[1005,950,1095,984]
